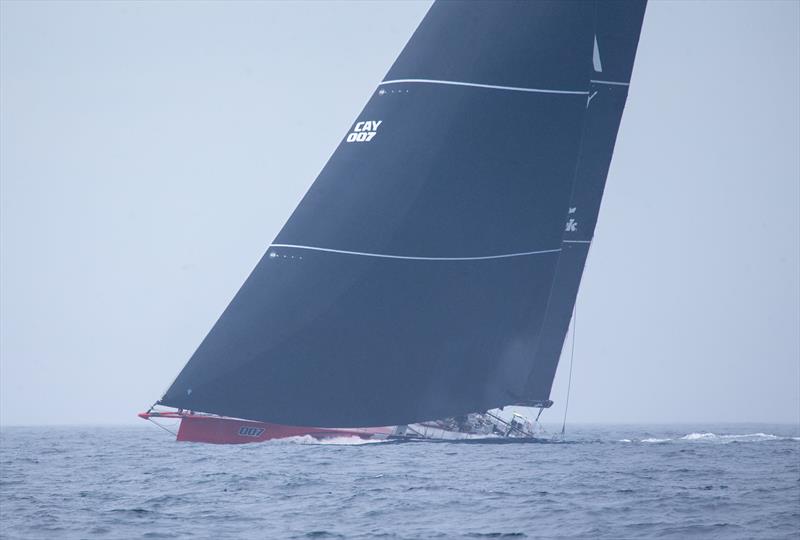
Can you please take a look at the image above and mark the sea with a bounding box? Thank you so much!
[1,424,798,539]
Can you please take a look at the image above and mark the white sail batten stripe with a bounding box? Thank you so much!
[380,79,589,96]
[590,79,630,86]
[270,244,561,261]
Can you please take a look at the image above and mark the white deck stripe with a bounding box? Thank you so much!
[563,240,592,244]
[270,244,561,261]
[590,79,630,86]
[380,79,588,96]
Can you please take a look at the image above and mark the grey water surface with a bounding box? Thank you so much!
[1,424,798,539]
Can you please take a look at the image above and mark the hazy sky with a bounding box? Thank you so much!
[1,0,798,426]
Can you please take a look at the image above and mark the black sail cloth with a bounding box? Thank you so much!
[523,0,647,403]
[160,1,629,427]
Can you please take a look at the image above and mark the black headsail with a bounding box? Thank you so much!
[522,1,647,403]
[160,1,598,427]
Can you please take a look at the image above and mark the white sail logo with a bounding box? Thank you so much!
[593,35,603,72]
[565,207,578,232]
[346,120,382,143]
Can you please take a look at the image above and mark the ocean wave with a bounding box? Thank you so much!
[2,426,797,539]
[635,432,797,444]
[681,432,781,442]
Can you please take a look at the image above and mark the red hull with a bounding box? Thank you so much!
[139,411,392,444]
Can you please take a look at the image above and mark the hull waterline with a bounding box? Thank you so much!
[139,410,541,443]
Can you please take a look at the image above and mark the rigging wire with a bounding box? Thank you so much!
[147,417,178,437]
[560,304,577,435]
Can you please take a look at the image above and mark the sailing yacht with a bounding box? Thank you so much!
[140,0,646,443]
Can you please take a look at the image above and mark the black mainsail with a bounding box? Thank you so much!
[158,1,646,427]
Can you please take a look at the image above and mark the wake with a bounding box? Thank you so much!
[268,435,391,446]
[621,432,800,444]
